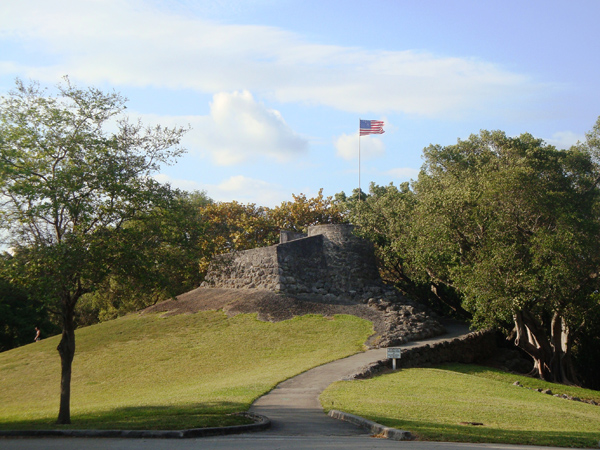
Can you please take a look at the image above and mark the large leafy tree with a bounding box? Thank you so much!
[351,182,468,318]
[0,78,187,423]
[353,122,600,385]
[411,128,600,384]
[81,190,214,323]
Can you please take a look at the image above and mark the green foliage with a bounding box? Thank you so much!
[412,129,600,383]
[571,297,600,390]
[0,266,59,351]
[350,182,467,318]
[80,190,215,323]
[0,77,187,306]
[0,311,372,430]
[353,119,600,385]
[268,188,348,233]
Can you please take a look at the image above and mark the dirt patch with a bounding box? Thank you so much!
[143,287,385,336]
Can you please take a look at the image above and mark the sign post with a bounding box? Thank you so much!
[387,347,402,370]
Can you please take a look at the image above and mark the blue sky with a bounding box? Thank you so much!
[1,0,599,206]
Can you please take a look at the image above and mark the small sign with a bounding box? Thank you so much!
[387,348,402,359]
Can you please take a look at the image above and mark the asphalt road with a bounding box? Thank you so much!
[0,435,571,450]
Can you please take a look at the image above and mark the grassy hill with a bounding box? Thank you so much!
[0,310,373,430]
[2,299,599,448]
[321,363,600,448]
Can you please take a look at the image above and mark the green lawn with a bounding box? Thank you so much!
[320,363,600,448]
[0,311,373,430]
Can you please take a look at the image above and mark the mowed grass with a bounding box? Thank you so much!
[0,311,373,430]
[320,363,600,448]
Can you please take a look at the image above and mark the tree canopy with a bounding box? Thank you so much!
[0,78,187,423]
[353,120,600,385]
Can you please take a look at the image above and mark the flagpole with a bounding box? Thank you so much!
[358,118,361,202]
[357,119,384,205]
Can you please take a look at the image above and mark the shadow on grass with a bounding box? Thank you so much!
[369,416,599,448]
[0,402,253,431]
[438,363,600,403]
[439,363,500,376]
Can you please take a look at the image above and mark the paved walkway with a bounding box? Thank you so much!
[250,320,471,436]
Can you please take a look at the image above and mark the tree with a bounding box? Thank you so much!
[350,182,469,318]
[0,256,60,351]
[411,128,600,384]
[0,78,187,423]
[269,188,347,232]
[81,190,214,323]
[196,201,279,274]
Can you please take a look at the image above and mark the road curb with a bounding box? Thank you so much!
[0,412,270,439]
[328,410,412,441]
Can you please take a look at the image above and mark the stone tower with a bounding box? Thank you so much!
[204,224,385,303]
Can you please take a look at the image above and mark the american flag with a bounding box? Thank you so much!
[359,119,385,136]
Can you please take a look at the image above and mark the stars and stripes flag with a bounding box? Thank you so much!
[359,119,385,136]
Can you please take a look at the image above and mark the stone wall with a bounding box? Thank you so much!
[203,223,448,346]
[348,330,498,379]
[205,245,281,291]
[204,224,384,303]
[305,225,380,299]
[275,233,327,297]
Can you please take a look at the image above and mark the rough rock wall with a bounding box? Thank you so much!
[204,245,281,290]
[349,330,498,379]
[204,224,383,302]
[275,233,328,297]
[304,225,381,299]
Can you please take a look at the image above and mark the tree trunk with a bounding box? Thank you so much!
[513,310,577,385]
[56,300,76,425]
[549,312,579,385]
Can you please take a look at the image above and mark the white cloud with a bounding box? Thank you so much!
[132,90,307,166]
[193,91,308,165]
[385,167,420,180]
[155,173,288,207]
[153,174,204,193]
[546,131,584,150]
[335,133,385,161]
[0,0,545,118]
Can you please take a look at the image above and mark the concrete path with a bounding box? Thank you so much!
[249,320,471,436]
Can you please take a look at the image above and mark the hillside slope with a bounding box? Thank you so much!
[0,305,373,430]
[144,287,445,347]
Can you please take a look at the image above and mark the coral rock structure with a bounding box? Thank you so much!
[203,224,445,347]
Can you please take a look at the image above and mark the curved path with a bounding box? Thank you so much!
[249,320,471,436]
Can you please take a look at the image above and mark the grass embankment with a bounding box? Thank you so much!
[0,311,372,430]
[321,363,600,448]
